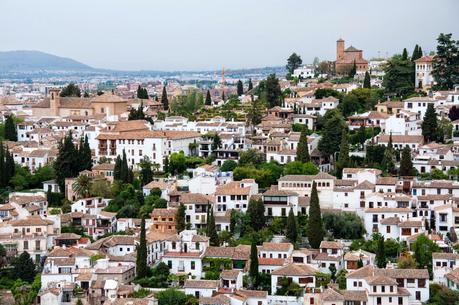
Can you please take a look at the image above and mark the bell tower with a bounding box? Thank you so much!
[336,38,345,61]
[49,88,61,116]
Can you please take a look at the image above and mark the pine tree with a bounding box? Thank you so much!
[296,127,310,163]
[137,86,149,99]
[161,86,169,110]
[114,155,122,180]
[363,71,371,89]
[306,182,324,249]
[248,79,253,91]
[205,90,212,106]
[206,208,219,246]
[136,217,148,278]
[402,48,408,60]
[375,236,387,268]
[60,83,81,97]
[12,252,36,282]
[336,128,350,178]
[249,240,259,287]
[176,203,186,232]
[4,115,17,141]
[399,146,414,176]
[237,80,244,96]
[54,132,79,191]
[286,208,298,245]
[422,103,439,142]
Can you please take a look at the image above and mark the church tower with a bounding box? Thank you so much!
[336,38,345,61]
[49,88,61,116]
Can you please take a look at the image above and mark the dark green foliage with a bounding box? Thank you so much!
[60,83,81,97]
[286,208,298,245]
[176,203,186,232]
[296,127,310,163]
[413,234,439,279]
[238,149,264,166]
[4,115,17,141]
[248,79,253,91]
[276,277,302,296]
[382,133,396,174]
[170,91,204,119]
[318,109,345,156]
[161,86,169,110]
[233,162,282,189]
[426,283,459,305]
[220,160,237,172]
[283,161,318,175]
[0,142,15,188]
[137,85,149,99]
[348,60,356,77]
[375,235,387,268]
[247,95,264,126]
[383,54,415,97]
[128,104,146,120]
[249,240,259,286]
[139,157,153,186]
[338,88,383,117]
[114,155,122,180]
[136,217,148,278]
[399,146,414,176]
[306,182,324,248]
[78,135,92,171]
[54,132,79,191]
[260,74,282,107]
[322,212,365,240]
[205,90,212,105]
[286,53,302,75]
[402,48,408,60]
[206,208,219,246]
[237,80,244,96]
[432,33,459,90]
[422,103,439,142]
[336,128,349,178]
[168,151,187,175]
[411,44,423,61]
[314,88,342,99]
[12,252,36,283]
[247,198,265,231]
[363,71,371,89]
[156,289,197,305]
[134,262,171,288]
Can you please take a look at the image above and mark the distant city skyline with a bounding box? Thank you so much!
[1,0,458,71]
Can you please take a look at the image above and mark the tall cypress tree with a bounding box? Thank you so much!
[306,182,324,249]
[286,208,298,245]
[136,217,148,278]
[81,135,93,171]
[402,48,408,60]
[411,45,419,61]
[0,142,5,187]
[205,90,212,106]
[382,133,396,174]
[422,103,439,143]
[418,46,423,58]
[248,79,253,91]
[336,128,350,178]
[120,150,129,183]
[176,203,186,232]
[375,236,387,268]
[399,146,414,176]
[363,71,371,89]
[296,127,310,163]
[161,86,169,111]
[249,240,259,287]
[237,80,244,96]
[4,115,17,141]
[54,131,79,191]
[114,155,122,180]
[206,208,219,246]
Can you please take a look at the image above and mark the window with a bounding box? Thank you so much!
[191,261,195,270]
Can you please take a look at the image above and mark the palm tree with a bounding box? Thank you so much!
[72,174,92,199]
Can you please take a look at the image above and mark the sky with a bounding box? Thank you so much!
[1,0,458,71]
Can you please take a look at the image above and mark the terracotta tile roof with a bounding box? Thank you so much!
[321,288,345,302]
[220,269,241,279]
[380,217,401,225]
[180,193,213,204]
[355,180,375,190]
[376,177,398,185]
[11,215,53,226]
[314,252,342,261]
[414,55,434,63]
[271,263,318,276]
[260,242,293,252]
[215,181,251,196]
[184,279,219,289]
[366,275,398,285]
[320,241,343,249]
[199,295,231,305]
[204,246,235,258]
[398,220,423,228]
[163,251,202,258]
[92,163,115,171]
[377,134,424,144]
[446,267,459,284]
[258,258,285,266]
[341,290,368,302]
[151,208,177,217]
[432,252,459,260]
[236,289,267,298]
[279,173,335,182]
[263,185,298,196]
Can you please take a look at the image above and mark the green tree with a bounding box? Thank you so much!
[169,151,187,175]
[262,74,282,107]
[137,85,149,99]
[4,115,17,141]
[306,182,324,248]
[170,91,204,119]
[383,54,415,97]
[0,141,15,188]
[114,155,122,180]
[249,240,259,287]
[363,71,371,88]
[422,103,439,142]
[155,289,191,305]
[296,127,310,163]
[336,128,350,178]
[375,235,387,268]
[238,149,264,166]
[283,161,318,175]
[60,83,81,97]
[402,48,408,60]
[382,133,396,174]
[161,86,169,110]
[432,33,459,90]
[286,208,298,245]
[205,90,212,106]
[286,53,302,77]
[78,135,92,171]
[399,146,414,176]
[12,252,36,282]
[348,60,357,77]
[413,234,439,278]
[247,95,264,127]
[220,160,237,172]
[318,109,345,156]
[247,198,265,231]
[72,174,92,199]
[176,203,186,232]
[237,80,244,96]
[54,132,79,191]
[139,157,153,186]
[206,208,219,246]
[136,217,148,278]
[248,79,253,91]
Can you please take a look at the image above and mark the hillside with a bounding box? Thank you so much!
[0,50,94,72]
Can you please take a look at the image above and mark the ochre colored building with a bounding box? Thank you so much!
[335,38,368,74]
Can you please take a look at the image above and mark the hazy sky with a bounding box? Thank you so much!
[1,0,458,71]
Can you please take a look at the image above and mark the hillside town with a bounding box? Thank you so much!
[0,33,459,305]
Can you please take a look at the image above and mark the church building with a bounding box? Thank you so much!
[335,38,369,74]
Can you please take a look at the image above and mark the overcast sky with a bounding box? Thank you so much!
[1,0,458,71]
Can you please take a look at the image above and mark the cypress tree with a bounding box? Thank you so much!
[247,198,266,231]
[363,71,371,88]
[375,236,387,268]
[248,79,253,91]
[114,155,122,180]
[222,91,225,101]
[4,115,17,141]
[5,149,15,186]
[237,80,244,96]
[399,146,414,176]
[0,142,5,187]
[176,203,186,232]
[249,240,259,287]
[205,90,212,106]
[402,48,408,60]
[296,127,310,163]
[306,182,324,249]
[137,86,148,99]
[422,103,439,142]
[348,60,356,77]
[206,208,219,246]
[161,86,169,111]
[336,128,350,178]
[382,133,396,174]
[120,150,129,183]
[418,46,423,58]
[54,132,79,191]
[136,217,148,278]
[81,135,92,171]
[286,208,298,245]
[411,45,420,61]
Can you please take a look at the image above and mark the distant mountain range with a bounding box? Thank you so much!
[0,50,94,72]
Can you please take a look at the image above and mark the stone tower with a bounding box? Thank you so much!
[336,38,345,61]
[49,88,61,116]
